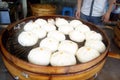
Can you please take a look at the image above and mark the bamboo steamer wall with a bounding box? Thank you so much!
[30,4,57,16]
[114,22,120,48]
[0,16,110,80]
[2,56,106,80]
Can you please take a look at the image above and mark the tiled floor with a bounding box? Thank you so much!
[0,25,120,80]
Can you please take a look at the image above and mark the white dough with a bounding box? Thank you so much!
[69,30,85,42]
[18,31,38,46]
[47,18,55,25]
[85,40,106,53]
[31,27,47,39]
[75,24,91,33]
[50,51,76,66]
[55,18,69,27]
[85,31,103,41]
[47,30,66,41]
[58,40,78,55]
[58,24,74,35]
[34,18,47,26]
[41,23,56,32]
[28,47,52,65]
[70,19,83,28]
[40,37,59,52]
[24,21,40,32]
[76,46,100,63]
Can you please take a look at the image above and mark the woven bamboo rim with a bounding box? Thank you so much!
[0,16,110,74]
[114,22,120,48]
[31,4,56,16]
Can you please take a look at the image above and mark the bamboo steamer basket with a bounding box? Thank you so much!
[114,22,120,48]
[0,15,110,80]
[30,4,56,16]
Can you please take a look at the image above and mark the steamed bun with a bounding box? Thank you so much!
[76,46,100,63]
[47,18,55,25]
[41,23,56,32]
[31,27,47,39]
[70,20,83,28]
[50,51,76,66]
[69,30,85,42]
[28,47,52,65]
[85,31,103,41]
[24,21,40,32]
[40,37,59,52]
[18,31,38,46]
[58,24,74,35]
[47,30,66,41]
[34,18,47,26]
[75,24,91,33]
[55,18,69,27]
[58,40,78,55]
[85,40,106,53]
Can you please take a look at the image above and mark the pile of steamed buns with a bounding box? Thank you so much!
[18,18,106,66]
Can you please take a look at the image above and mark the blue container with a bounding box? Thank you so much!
[62,7,74,16]
[0,9,11,24]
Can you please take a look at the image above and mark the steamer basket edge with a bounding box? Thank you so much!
[0,15,110,80]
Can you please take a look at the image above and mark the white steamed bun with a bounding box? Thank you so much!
[85,40,106,53]
[18,31,38,46]
[24,21,40,32]
[40,37,59,52]
[50,51,76,66]
[47,18,55,25]
[75,24,91,33]
[76,46,100,63]
[34,18,47,26]
[58,40,78,55]
[47,30,66,41]
[55,18,69,27]
[31,27,47,39]
[28,47,52,65]
[41,23,56,32]
[58,24,74,35]
[70,19,83,28]
[69,30,85,42]
[85,31,103,41]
